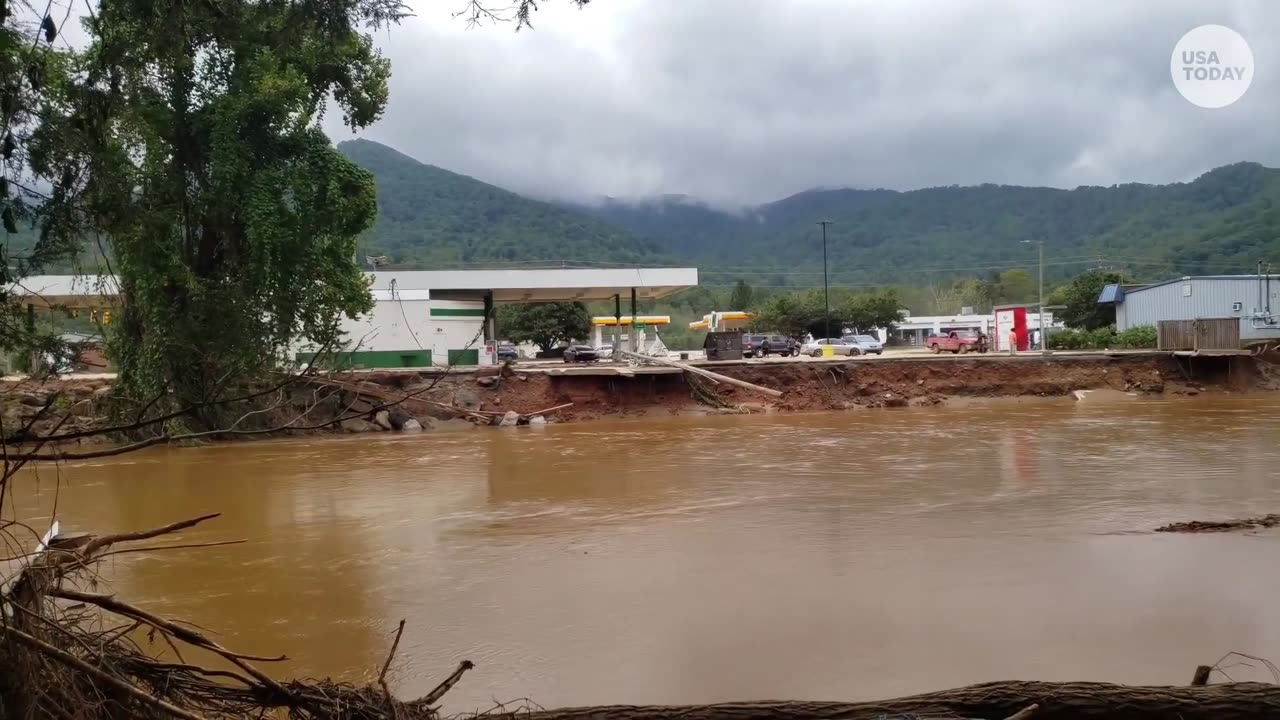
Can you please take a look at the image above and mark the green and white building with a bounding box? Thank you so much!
[15,268,699,370]
[303,268,699,368]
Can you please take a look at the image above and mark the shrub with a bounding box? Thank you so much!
[1046,324,1156,350]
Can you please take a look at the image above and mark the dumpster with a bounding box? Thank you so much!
[703,332,744,361]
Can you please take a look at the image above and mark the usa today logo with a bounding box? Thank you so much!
[1171,24,1254,109]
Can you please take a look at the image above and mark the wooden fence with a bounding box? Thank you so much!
[1156,318,1241,350]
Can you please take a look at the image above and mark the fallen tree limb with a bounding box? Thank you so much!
[617,350,783,398]
[503,681,1280,720]
[1155,513,1280,533]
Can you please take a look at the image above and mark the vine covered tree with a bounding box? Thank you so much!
[31,0,408,417]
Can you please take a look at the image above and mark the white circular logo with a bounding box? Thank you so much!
[1171,24,1254,109]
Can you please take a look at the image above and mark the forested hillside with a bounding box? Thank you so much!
[338,137,1279,291]
[337,140,667,267]
[570,163,1280,285]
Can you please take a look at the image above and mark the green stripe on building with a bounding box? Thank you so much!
[430,308,487,317]
[447,349,480,365]
[295,349,432,369]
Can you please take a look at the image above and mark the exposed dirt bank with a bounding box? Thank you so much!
[2,352,1273,447]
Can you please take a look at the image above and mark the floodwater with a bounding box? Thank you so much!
[11,394,1280,710]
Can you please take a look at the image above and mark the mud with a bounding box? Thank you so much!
[1,353,1270,444]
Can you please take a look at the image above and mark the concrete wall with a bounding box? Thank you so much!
[297,298,487,368]
[1116,277,1280,343]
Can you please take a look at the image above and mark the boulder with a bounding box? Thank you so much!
[373,410,393,431]
[18,392,47,407]
[498,410,520,427]
[528,415,547,426]
[402,418,424,432]
[388,409,411,430]
[453,388,483,412]
[343,418,380,434]
[476,376,499,388]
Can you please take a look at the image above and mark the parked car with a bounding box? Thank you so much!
[496,345,519,361]
[596,343,614,360]
[800,337,860,357]
[742,333,799,358]
[563,344,600,363]
[926,330,989,354]
[841,334,884,355]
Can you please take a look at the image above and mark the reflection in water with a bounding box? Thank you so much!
[11,395,1280,710]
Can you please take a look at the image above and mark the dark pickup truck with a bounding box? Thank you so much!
[743,334,798,358]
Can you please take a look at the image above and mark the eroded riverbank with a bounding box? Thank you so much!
[2,352,1274,444]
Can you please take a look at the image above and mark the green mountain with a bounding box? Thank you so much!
[569,162,1280,285]
[337,139,665,267]
[339,136,1280,286]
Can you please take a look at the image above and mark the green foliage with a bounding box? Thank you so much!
[500,302,590,351]
[1052,270,1129,330]
[574,163,1280,286]
[754,288,903,338]
[1116,325,1158,348]
[37,0,404,413]
[1047,325,1156,350]
[338,140,666,267]
[1,18,88,372]
[728,280,756,311]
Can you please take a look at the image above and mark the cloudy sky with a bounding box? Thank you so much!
[329,0,1280,207]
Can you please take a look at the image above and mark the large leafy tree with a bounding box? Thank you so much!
[500,301,590,351]
[1050,270,1130,330]
[32,0,406,414]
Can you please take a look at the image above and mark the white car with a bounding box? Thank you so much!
[596,344,614,360]
[800,338,859,357]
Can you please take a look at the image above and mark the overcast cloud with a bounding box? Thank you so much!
[328,0,1280,207]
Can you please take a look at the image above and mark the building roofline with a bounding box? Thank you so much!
[1124,274,1280,295]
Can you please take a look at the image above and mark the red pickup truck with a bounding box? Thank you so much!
[927,330,989,354]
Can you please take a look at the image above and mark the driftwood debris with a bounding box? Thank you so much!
[617,350,784,398]
[508,681,1280,720]
[1155,513,1280,533]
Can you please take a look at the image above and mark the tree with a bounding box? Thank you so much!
[29,0,408,418]
[841,289,906,332]
[728,280,756,311]
[1,7,86,373]
[993,269,1036,305]
[1054,270,1130,330]
[501,302,590,351]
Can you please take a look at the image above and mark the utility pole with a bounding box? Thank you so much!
[1037,240,1046,354]
[1022,239,1046,352]
[818,220,832,340]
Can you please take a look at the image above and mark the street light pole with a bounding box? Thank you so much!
[818,220,832,340]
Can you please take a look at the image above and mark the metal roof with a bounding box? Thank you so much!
[1123,275,1280,296]
[1096,283,1124,304]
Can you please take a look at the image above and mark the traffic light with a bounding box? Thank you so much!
[102,310,111,326]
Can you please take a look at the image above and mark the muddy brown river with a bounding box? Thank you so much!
[12,395,1280,710]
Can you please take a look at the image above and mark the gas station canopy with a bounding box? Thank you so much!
[15,267,701,307]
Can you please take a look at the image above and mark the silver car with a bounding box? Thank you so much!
[800,338,859,357]
[841,334,884,355]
